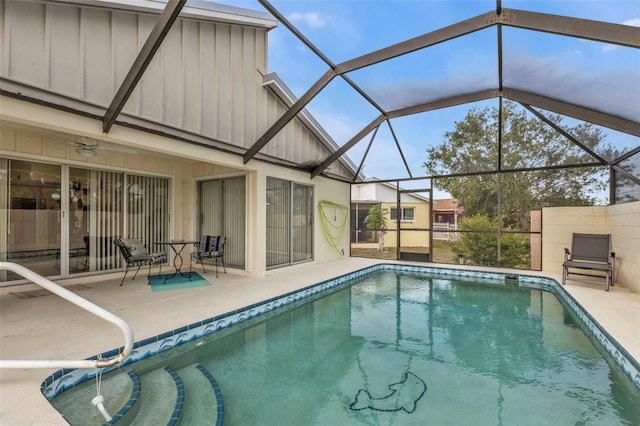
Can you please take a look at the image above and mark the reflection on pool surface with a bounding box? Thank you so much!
[47,265,640,425]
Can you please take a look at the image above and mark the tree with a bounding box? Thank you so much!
[423,100,611,230]
[449,214,530,268]
[363,204,388,252]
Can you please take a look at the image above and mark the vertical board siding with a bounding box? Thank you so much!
[2,3,352,175]
[6,2,46,85]
[136,14,160,120]
[200,23,216,137]
[243,27,257,147]
[162,21,183,128]
[215,24,232,142]
[112,12,140,114]
[183,20,201,133]
[230,25,244,146]
[83,9,112,104]
[47,5,80,96]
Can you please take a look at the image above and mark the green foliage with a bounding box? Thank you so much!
[424,100,610,230]
[363,204,388,231]
[449,214,530,268]
[364,204,388,251]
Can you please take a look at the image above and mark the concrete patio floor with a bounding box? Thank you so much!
[1,257,639,425]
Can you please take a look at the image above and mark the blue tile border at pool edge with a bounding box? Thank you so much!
[41,263,640,401]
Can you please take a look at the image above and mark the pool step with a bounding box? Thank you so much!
[175,364,223,425]
[130,367,181,426]
[50,370,137,425]
[52,363,222,425]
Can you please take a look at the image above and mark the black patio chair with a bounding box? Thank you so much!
[191,235,227,278]
[114,238,167,286]
[562,233,615,291]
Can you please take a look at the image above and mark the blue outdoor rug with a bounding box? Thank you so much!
[148,271,211,292]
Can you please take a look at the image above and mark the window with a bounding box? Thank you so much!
[390,207,415,221]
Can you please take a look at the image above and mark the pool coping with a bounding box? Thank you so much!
[41,263,640,406]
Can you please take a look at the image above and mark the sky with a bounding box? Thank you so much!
[223,0,640,196]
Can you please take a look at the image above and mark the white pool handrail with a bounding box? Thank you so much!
[0,262,134,369]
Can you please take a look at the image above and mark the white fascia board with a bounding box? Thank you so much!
[50,0,278,29]
[262,72,361,177]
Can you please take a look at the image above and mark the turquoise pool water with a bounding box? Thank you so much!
[47,266,640,425]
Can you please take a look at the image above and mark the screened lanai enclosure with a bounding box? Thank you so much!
[235,0,639,269]
[1,0,638,274]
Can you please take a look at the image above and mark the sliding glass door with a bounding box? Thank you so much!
[198,176,246,268]
[1,158,169,282]
[266,177,313,268]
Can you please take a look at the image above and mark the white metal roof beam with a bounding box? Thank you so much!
[102,0,186,133]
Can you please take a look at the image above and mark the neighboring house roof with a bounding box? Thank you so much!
[433,199,459,210]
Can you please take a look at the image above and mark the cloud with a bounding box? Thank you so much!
[289,12,326,28]
[623,17,640,27]
[602,17,640,52]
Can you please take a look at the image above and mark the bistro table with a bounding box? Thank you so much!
[155,240,198,283]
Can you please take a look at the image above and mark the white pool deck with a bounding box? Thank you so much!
[1,257,639,425]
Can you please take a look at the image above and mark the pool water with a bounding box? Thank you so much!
[51,269,640,425]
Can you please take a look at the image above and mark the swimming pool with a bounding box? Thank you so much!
[45,264,640,425]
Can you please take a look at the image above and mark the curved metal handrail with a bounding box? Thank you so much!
[0,262,134,369]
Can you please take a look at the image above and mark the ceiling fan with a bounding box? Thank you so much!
[73,137,138,158]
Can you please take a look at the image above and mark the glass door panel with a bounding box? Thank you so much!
[68,168,123,274]
[292,183,313,263]
[222,176,246,268]
[126,174,169,255]
[198,176,246,269]
[266,177,290,267]
[4,159,62,280]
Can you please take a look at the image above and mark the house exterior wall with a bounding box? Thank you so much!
[542,202,640,293]
[0,0,357,285]
[0,0,353,180]
[381,201,430,248]
[350,182,431,250]
[1,104,350,282]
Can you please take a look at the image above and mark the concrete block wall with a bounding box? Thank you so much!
[542,202,640,293]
